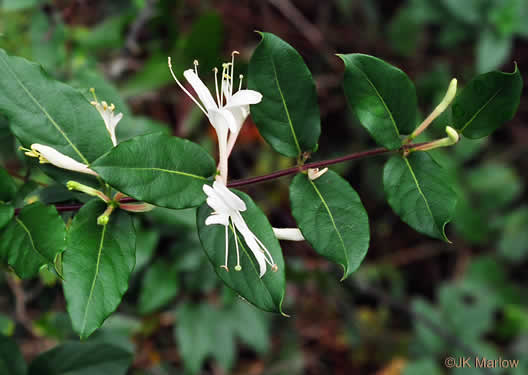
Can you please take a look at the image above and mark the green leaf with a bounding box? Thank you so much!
[498,206,528,262]
[339,53,417,149]
[0,202,66,278]
[289,170,369,279]
[0,167,17,202]
[383,152,457,241]
[0,335,26,375]
[0,49,113,178]
[138,259,179,315]
[0,203,14,230]
[28,341,133,375]
[92,133,216,209]
[63,200,136,339]
[248,32,321,158]
[452,65,523,138]
[175,303,235,373]
[197,190,286,313]
[476,30,512,74]
[2,0,40,11]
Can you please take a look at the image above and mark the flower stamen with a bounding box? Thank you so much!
[168,57,208,116]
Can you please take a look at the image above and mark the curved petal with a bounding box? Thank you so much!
[183,69,218,112]
[205,213,229,226]
[31,144,98,176]
[232,214,267,277]
[209,108,238,134]
[212,180,246,212]
[225,90,262,108]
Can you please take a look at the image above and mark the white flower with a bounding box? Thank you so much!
[22,144,98,176]
[307,167,328,180]
[90,89,123,147]
[203,179,277,277]
[169,52,262,183]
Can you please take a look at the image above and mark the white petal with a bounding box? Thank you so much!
[209,108,239,134]
[31,144,98,176]
[225,90,262,108]
[232,213,267,277]
[273,228,305,241]
[212,180,246,212]
[183,69,218,112]
[205,213,229,226]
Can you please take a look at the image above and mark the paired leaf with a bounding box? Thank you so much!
[248,32,321,158]
[383,152,457,241]
[197,190,286,314]
[452,65,522,138]
[289,170,370,279]
[0,202,65,278]
[340,54,417,149]
[28,341,133,375]
[63,200,136,339]
[0,49,113,175]
[92,133,216,209]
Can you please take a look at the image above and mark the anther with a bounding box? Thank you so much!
[220,265,229,272]
[271,264,278,272]
[235,265,242,271]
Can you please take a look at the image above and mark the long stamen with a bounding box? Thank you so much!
[193,59,199,75]
[220,63,229,106]
[221,225,229,271]
[168,57,208,116]
[232,218,242,271]
[238,74,243,91]
[253,235,277,269]
[89,88,98,102]
[213,67,221,106]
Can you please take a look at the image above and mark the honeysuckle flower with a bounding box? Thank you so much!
[168,52,262,183]
[90,88,123,147]
[203,179,277,277]
[21,144,98,176]
[273,227,305,241]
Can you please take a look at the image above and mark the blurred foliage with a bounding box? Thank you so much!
[0,0,527,374]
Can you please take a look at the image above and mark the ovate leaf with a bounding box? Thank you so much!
[452,66,522,138]
[340,54,417,149]
[0,335,26,375]
[92,133,216,209]
[0,202,66,278]
[383,152,457,241]
[289,170,369,279]
[248,32,321,158]
[63,200,136,339]
[197,190,286,313]
[28,341,133,375]
[0,49,113,176]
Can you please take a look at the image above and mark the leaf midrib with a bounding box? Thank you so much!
[0,53,89,165]
[308,179,349,271]
[459,88,502,133]
[354,65,400,138]
[270,57,302,156]
[80,223,107,337]
[15,216,47,261]
[403,157,438,234]
[97,166,208,180]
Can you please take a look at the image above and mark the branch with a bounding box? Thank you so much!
[14,141,430,215]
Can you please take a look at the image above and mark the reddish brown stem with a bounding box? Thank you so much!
[13,142,429,215]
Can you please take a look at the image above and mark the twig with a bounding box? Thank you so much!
[124,0,158,55]
[13,141,430,215]
[6,275,38,337]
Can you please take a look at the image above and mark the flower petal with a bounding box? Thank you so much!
[31,144,98,176]
[212,180,246,212]
[183,69,218,112]
[205,213,229,226]
[209,108,238,134]
[232,213,267,277]
[225,90,262,108]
